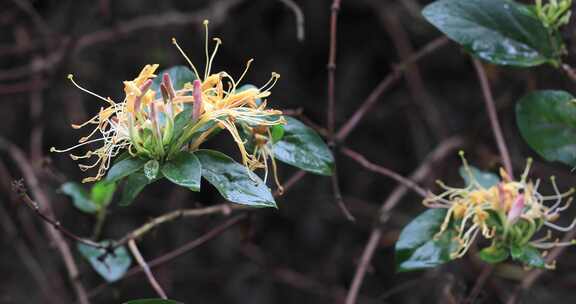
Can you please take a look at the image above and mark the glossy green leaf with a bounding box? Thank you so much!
[479,245,509,264]
[90,181,116,208]
[105,158,147,183]
[510,245,546,268]
[516,90,576,166]
[459,166,500,189]
[161,152,201,191]
[422,0,562,67]
[395,209,458,272]
[150,65,197,95]
[195,149,276,208]
[144,159,160,181]
[119,173,150,206]
[78,241,131,282]
[123,299,182,304]
[273,117,334,175]
[61,182,98,214]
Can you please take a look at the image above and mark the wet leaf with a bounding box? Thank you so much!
[195,149,276,208]
[510,245,546,269]
[162,152,201,191]
[119,172,151,206]
[516,90,576,166]
[61,182,98,214]
[78,241,131,282]
[423,0,562,67]
[273,117,334,175]
[106,158,147,183]
[144,159,160,181]
[395,209,458,272]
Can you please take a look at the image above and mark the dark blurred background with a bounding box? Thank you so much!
[2,0,576,303]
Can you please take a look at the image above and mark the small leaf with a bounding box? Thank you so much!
[78,241,131,282]
[150,65,197,95]
[90,181,116,208]
[459,166,501,189]
[510,245,546,269]
[195,149,276,208]
[123,299,182,304]
[395,209,458,272]
[422,0,562,67]
[516,90,576,166]
[273,117,334,175]
[270,124,285,143]
[479,245,509,264]
[161,152,202,191]
[144,159,160,181]
[105,158,147,183]
[119,173,150,206]
[61,182,98,214]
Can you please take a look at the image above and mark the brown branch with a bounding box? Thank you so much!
[113,204,242,247]
[344,136,464,304]
[88,214,247,299]
[465,265,494,304]
[128,239,168,299]
[0,137,90,304]
[336,37,449,142]
[340,146,428,198]
[0,0,245,81]
[472,59,513,177]
[561,63,576,83]
[12,182,106,249]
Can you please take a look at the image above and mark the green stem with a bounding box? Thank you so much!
[92,208,107,240]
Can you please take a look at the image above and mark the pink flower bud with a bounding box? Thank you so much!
[507,194,525,223]
[133,79,153,112]
[192,79,203,122]
[162,73,175,100]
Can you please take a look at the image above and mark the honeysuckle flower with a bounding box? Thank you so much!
[536,0,572,30]
[52,19,286,183]
[423,152,576,265]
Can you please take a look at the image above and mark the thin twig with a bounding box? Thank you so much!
[278,0,305,41]
[472,59,513,177]
[0,137,90,304]
[340,146,428,198]
[128,239,168,299]
[561,63,576,83]
[88,214,246,300]
[325,0,354,221]
[465,265,494,304]
[336,37,449,141]
[114,204,242,247]
[344,136,463,304]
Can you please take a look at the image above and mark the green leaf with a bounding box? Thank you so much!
[510,245,546,268]
[459,166,500,189]
[270,124,285,143]
[123,299,182,304]
[422,0,562,67]
[395,209,458,272]
[90,181,116,208]
[516,90,576,166]
[479,245,509,264]
[150,65,197,95]
[195,149,276,208]
[61,182,99,214]
[105,158,147,183]
[77,241,131,282]
[144,159,160,181]
[119,173,150,206]
[161,152,202,191]
[273,117,334,175]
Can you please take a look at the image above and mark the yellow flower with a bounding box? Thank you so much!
[424,152,576,260]
[52,19,286,185]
